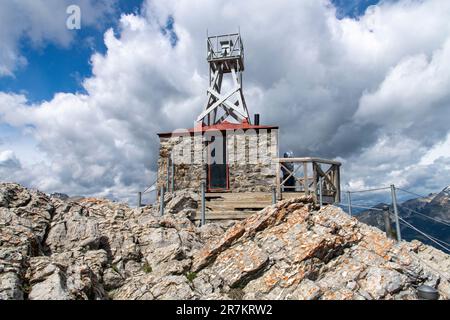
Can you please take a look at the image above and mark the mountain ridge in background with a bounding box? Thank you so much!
[357,186,450,251]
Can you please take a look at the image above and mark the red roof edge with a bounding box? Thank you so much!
[157,120,279,138]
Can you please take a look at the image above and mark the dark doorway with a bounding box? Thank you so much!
[207,134,228,191]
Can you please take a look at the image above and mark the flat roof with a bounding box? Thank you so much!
[157,121,279,138]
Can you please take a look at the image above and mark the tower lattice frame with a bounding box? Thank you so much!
[197,32,251,125]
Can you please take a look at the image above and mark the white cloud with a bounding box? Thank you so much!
[355,39,450,143]
[1,0,450,202]
[420,132,450,166]
[0,150,21,169]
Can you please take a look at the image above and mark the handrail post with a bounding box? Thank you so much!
[390,184,402,242]
[201,181,206,226]
[137,192,142,208]
[276,160,282,200]
[335,165,341,203]
[319,177,323,208]
[347,191,352,216]
[166,157,170,193]
[312,162,318,202]
[303,162,309,195]
[160,186,165,217]
[383,206,393,240]
[272,186,277,205]
[171,153,175,192]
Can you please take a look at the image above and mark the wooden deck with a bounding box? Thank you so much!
[191,192,270,221]
[189,157,342,222]
[190,191,334,221]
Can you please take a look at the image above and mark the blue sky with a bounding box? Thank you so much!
[0,0,145,164]
[332,0,382,18]
[0,0,145,103]
[0,0,378,104]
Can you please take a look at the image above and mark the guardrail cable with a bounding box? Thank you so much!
[398,217,450,253]
[398,205,450,227]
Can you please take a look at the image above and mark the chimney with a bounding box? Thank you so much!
[254,114,260,126]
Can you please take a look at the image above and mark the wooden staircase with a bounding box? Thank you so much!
[191,192,271,221]
[191,192,306,221]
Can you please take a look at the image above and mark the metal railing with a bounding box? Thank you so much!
[139,163,449,255]
[336,184,450,252]
[138,152,176,208]
[137,182,167,217]
[207,33,244,61]
[337,185,402,242]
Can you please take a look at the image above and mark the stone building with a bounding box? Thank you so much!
[157,119,279,193]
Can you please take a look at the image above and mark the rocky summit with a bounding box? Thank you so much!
[0,183,449,300]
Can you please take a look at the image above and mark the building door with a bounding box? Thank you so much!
[207,134,229,191]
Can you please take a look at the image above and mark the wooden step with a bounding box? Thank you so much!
[189,191,333,222]
[191,192,275,221]
[203,201,271,208]
[205,192,272,201]
[206,192,271,197]
[191,210,257,221]
[205,202,271,210]
[204,196,272,202]
[280,192,334,203]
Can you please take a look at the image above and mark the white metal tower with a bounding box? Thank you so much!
[196,32,251,125]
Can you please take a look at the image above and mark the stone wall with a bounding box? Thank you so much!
[227,129,278,192]
[157,129,278,193]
